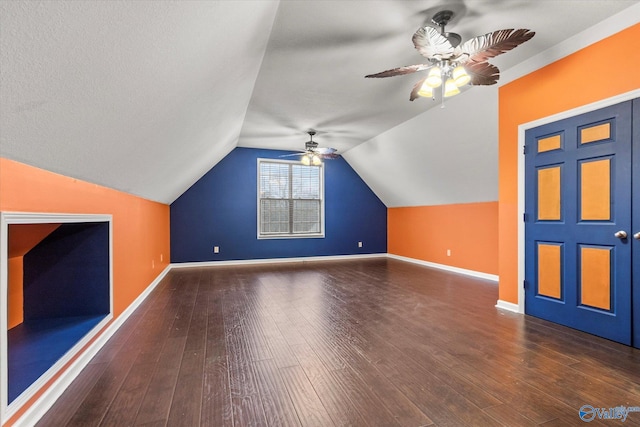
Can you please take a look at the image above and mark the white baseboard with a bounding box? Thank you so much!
[495,299,521,313]
[170,253,387,269]
[173,253,499,283]
[10,265,171,427]
[386,254,499,282]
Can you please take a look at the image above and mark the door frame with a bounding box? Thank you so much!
[516,88,640,314]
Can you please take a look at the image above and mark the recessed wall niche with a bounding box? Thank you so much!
[1,213,113,422]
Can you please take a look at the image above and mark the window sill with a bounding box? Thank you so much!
[258,233,325,240]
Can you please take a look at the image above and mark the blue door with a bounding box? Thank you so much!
[633,98,640,348]
[525,100,633,345]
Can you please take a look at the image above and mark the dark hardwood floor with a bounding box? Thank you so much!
[36,258,640,426]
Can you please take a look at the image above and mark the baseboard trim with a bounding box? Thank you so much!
[386,254,499,282]
[170,253,387,269]
[495,300,521,313]
[10,265,171,427]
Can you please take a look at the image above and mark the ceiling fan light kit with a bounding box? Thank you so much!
[301,152,322,166]
[365,9,535,105]
[452,65,471,86]
[416,83,433,98]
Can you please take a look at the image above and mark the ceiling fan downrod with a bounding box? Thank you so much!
[306,131,318,150]
[431,10,454,32]
[431,10,462,48]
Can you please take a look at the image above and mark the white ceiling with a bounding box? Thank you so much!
[1,1,638,205]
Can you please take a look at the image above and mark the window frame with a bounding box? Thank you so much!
[257,158,325,239]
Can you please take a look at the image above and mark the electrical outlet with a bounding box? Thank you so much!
[447,249,451,257]
[213,246,219,253]
[358,241,363,248]
[160,254,163,262]
[152,259,155,269]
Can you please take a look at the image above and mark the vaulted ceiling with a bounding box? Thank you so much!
[1,1,638,206]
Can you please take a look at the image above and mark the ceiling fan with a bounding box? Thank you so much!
[281,131,338,165]
[365,10,535,102]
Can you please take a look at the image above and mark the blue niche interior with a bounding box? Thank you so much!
[7,222,110,403]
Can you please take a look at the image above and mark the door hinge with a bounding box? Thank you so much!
[523,145,527,155]
[523,212,527,222]
[523,280,527,289]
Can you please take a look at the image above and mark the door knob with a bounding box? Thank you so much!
[634,232,640,240]
[614,230,627,239]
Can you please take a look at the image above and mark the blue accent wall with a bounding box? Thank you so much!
[170,147,387,262]
[23,222,110,320]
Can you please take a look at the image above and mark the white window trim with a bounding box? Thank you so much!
[257,158,325,239]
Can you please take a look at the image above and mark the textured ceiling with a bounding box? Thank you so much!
[0,1,279,203]
[1,1,638,205]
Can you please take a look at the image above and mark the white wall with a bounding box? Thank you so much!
[343,87,498,208]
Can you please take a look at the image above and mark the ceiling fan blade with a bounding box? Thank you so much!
[315,147,337,155]
[278,152,305,158]
[465,61,500,86]
[365,63,431,78]
[409,76,428,101]
[412,26,455,60]
[459,29,535,63]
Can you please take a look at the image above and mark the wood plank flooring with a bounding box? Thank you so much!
[36,258,640,426]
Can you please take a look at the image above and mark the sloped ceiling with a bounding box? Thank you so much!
[344,87,499,207]
[1,1,638,205]
[0,1,279,203]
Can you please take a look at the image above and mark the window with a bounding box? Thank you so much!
[258,159,324,238]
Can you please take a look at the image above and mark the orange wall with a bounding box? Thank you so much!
[7,223,61,328]
[7,257,23,329]
[8,224,60,258]
[0,158,170,315]
[388,201,498,275]
[0,157,170,423]
[498,24,640,303]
